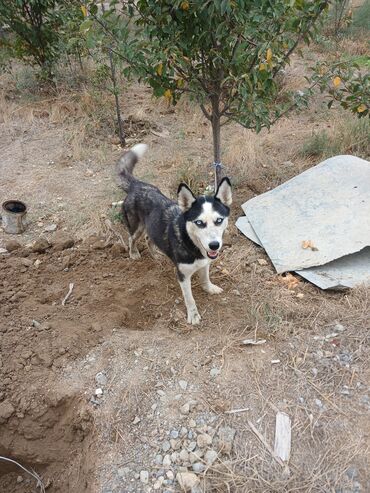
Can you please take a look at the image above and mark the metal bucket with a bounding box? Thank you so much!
[1,200,27,234]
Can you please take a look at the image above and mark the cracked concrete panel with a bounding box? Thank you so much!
[296,247,370,290]
[241,155,370,273]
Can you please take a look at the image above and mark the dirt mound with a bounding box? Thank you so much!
[0,236,181,492]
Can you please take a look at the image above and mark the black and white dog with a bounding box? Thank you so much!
[117,144,232,325]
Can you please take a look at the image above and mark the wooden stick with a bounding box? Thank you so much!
[247,420,285,468]
[62,283,74,306]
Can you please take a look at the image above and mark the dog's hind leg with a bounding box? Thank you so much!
[129,224,145,260]
[198,263,223,294]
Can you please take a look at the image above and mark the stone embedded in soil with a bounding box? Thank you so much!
[196,433,212,448]
[163,454,171,467]
[181,402,190,415]
[0,400,15,423]
[154,454,163,465]
[132,416,141,425]
[204,449,218,465]
[53,236,75,252]
[110,243,126,258]
[179,449,190,463]
[214,426,236,455]
[179,380,188,391]
[162,440,171,452]
[170,429,179,439]
[95,372,107,387]
[5,240,21,252]
[139,470,149,484]
[176,472,200,491]
[32,238,51,253]
[44,224,57,232]
[192,462,205,474]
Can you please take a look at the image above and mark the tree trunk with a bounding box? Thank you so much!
[108,46,125,147]
[211,95,222,189]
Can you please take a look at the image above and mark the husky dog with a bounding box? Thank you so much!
[117,144,232,325]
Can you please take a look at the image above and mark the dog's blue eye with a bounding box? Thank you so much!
[194,220,205,228]
[215,218,224,225]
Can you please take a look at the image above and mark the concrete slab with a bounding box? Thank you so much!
[241,155,370,273]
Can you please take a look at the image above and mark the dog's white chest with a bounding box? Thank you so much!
[178,258,210,277]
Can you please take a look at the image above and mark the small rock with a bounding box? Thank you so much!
[0,400,15,423]
[53,236,75,252]
[166,470,174,480]
[189,419,196,428]
[187,441,197,452]
[181,402,190,415]
[176,472,200,491]
[315,398,323,409]
[210,368,221,378]
[179,449,189,463]
[0,248,8,254]
[346,466,359,480]
[110,243,126,258]
[196,433,212,449]
[16,476,23,483]
[179,380,188,391]
[170,429,179,439]
[163,454,171,467]
[170,439,180,450]
[5,240,21,252]
[215,427,236,455]
[95,372,107,387]
[117,467,130,478]
[20,258,33,267]
[157,389,166,397]
[32,320,41,328]
[204,449,218,465]
[132,416,141,425]
[34,259,42,268]
[180,427,188,437]
[154,454,163,465]
[162,440,171,452]
[140,470,149,484]
[44,224,57,232]
[32,238,50,253]
[192,462,205,474]
[95,388,103,397]
[257,258,268,266]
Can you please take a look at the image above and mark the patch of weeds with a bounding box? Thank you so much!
[350,0,370,36]
[109,206,123,223]
[300,118,370,160]
[176,160,210,196]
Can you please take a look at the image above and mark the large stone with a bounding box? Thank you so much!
[32,238,50,253]
[176,472,200,491]
[0,400,15,423]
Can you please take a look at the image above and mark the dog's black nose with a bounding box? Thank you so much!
[209,241,220,251]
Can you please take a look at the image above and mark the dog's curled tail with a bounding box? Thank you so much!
[116,143,148,191]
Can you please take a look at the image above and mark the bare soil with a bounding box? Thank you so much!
[0,58,369,493]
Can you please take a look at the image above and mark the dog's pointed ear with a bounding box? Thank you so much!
[178,183,196,211]
[215,177,232,206]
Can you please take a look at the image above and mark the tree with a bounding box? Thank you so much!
[84,0,368,185]
[0,0,84,81]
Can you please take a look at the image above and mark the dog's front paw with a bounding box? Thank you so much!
[187,309,201,325]
[204,283,223,295]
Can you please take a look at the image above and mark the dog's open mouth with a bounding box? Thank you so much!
[207,251,219,260]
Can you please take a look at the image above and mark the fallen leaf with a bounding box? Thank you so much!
[266,48,273,63]
[180,1,189,10]
[301,240,318,251]
[259,63,267,71]
[280,273,300,290]
[333,76,341,87]
[357,104,367,113]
